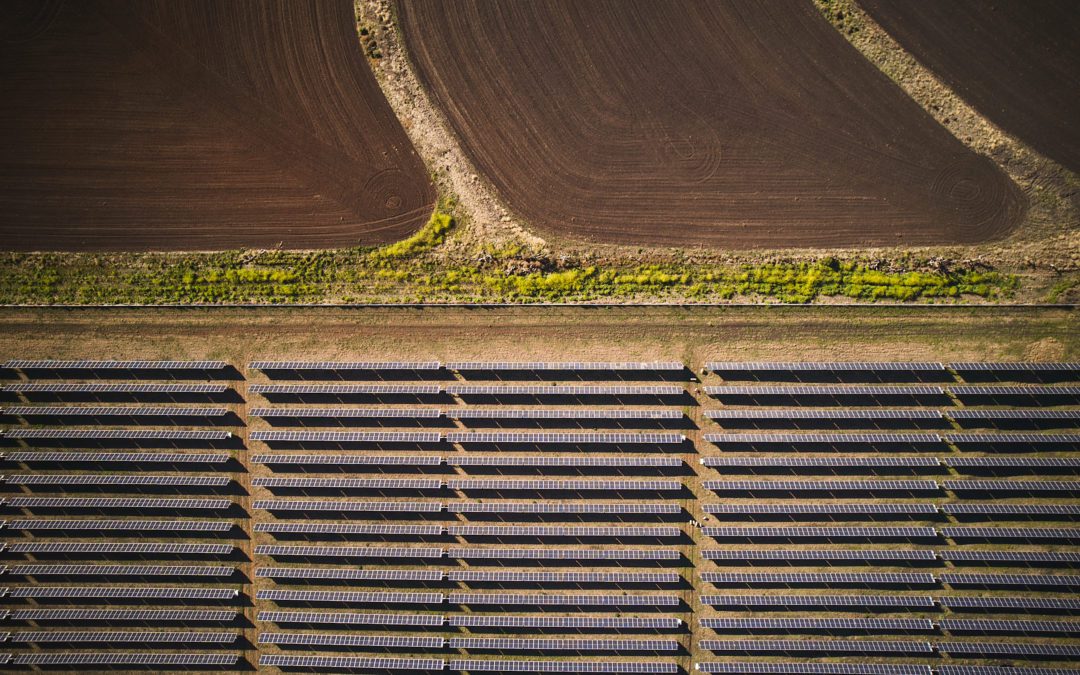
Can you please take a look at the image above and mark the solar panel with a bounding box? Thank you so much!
[946,433,1080,446]
[939,619,1080,634]
[701,549,937,562]
[7,474,231,486]
[942,503,1080,515]
[448,479,681,491]
[701,503,938,515]
[449,661,678,673]
[704,409,944,420]
[4,383,227,393]
[448,455,683,467]
[448,593,679,606]
[937,641,1080,657]
[5,406,229,418]
[252,477,442,489]
[260,655,445,670]
[250,430,442,443]
[950,386,1080,395]
[260,632,445,648]
[255,545,443,558]
[945,457,1080,469]
[251,407,443,418]
[704,433,942,446]
[446,571,680,584]
[949,362,1080,372]
[11,630,237,643]
[702,480,937,492]
[7,542,234,555]
[700,595,934,607]
[254,500,442,512]
[10,607,236,619]
[11,564,233,577]
[259,611,445,626]
[695,664,931,675]
[252,453,443,466]
[945,480,1080,493]
[447,616,681,629]
[10,586,224,604]
[700,572,936,586]
[937,596,1080,611]
[447,548,678,560]
[939,550,1080,564]
[448,361,684,371]
[250,383,442,394]
[448,502,680,514]
[448,638,678,651]
[7,452,231,464]
[5,428,231,441]
[255,522,444,535]
[939,668,1080,675]
[7,496,230,510]
[451,408,683,419]
[699,618,934,631]
[446,385,682,395]
[941,573,1080,587]
[699,640,932,653]
[706,362,944,372]
[701,456,941,468]
[447,432,684,444]
[447,525,680,538]
[950,409,1080,420]
[256,568,444,581]
[250,360,441,371]
[13,653,239,666]
[7,359,227,370]
[7,519,232,532]
[257,590,443,604]
[703,385,944,396]
[945,527,1080,540]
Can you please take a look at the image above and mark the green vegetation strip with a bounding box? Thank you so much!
[0,211,1017,305]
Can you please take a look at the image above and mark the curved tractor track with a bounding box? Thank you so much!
[859,0,1080,174]
[396,0,1026,249]
[0,0,434,251]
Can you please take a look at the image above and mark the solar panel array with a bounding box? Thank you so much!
[7,358,1080,670]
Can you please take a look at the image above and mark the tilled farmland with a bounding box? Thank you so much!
[0,0,434,251]
[396,0,1026,248]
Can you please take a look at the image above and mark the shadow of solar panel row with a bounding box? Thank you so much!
[255,522,442,535]
[6,542,233,555]
[256,567,442,581]
[695,664,931,675]
[7,474,230,486]
[701,595,935,607]
[701,503,938,514]
[6,496,231,509]
[6,452,232,464]
[7,586,237,600]
[259,611,444,626]
[10,564,234,577]
[6,519,232,532]
[705,410,944,420]
[6,360,228,371]
[701,618,934,631]
[11,630,237,643]
[447,548,678,560]
[700,526,937,539]
[3,406,229,418]
[254,499,442,512]
[449,661,676,673]
[940,619,1080,634]
[4,383,228,393]
[259,632,443,647]
[256,545,442,558]
[11,652,238,666]
[700,640,933,653]
[700,572,936,585]
[703,480,936,492]
[9,608,236,620]
[702,549,936,562]
[701,457,941,468]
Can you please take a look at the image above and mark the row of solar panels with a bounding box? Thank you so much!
[258,634,678,649]
[703,479,1080,491]
[696,641,1080,657]
[0,630,236,643]
[702,502,1080,514]
[259,656,674,673]
[706,362,1080,373]
[0,653,238,666]
[698,572,1080,586]
[698,618,1080,633]
[696,665,1080,675]
[700,596,1080,610]
[1,564,234,576]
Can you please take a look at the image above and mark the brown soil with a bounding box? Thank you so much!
[394,0,1026,249]
[858,0,1080,173]
[0,0,434,252]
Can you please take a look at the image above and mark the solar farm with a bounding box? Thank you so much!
[0,353,1076,672]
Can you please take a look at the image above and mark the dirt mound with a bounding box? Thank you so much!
[0,0,434,251]
[859,0,1080,173]
[396,0,1025,248]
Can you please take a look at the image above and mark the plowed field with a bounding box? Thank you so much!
[0,0,434,251]
[397,0,1025,248]
[860,0,1080,173]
